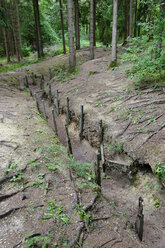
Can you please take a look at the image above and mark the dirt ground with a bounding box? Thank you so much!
[0,47,165,248]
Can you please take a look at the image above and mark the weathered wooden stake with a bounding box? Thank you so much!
[65,124,72,156]
[49,68,53,80]
[55,90,59,116]
[135,197,144,241]
[52,109,58,136]
[66,97,70,126]
[79,105,84,141]
[34,93,40,112]
[42,100,47,120]
[49,84,52,106]
[24,75,29,88]
[40,74,44,90]
[29,87,32,96]
[31,72,36,85]
[94,152,101,186]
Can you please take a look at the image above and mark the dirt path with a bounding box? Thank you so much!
[0,47,165,248]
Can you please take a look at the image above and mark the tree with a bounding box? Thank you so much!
[134,0,137,37]
[59,0,66,54]
[123,0,128,44]
[74,0,80,50]
[90,0,94,60]
[110,0,118,66]
[67,0,76,68]
[129,0,133,41]
[10,0,23,61]
[32,0,44,58]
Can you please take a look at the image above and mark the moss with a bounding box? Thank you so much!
[107,60,119,70]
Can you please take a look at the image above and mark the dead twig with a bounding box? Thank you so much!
[116,118,132,137]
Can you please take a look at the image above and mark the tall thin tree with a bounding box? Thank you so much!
[123,0,128,45]
[134,0,137,37]
[110,0,118,66]
[67,0,76,68]
[32,0,44,58]
[90,0,94,60]
[59,0,66,54]
[74,0,80,50]
[129,0,133,41]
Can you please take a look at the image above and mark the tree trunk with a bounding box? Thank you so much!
[59,0,66,54]
[90,0,94,60]
[10,0,23,61]
[123,0,128,44]
[67,0,76,68]
[74,0,80,50]
[93,0,96,46]
[156,0,165,57]
[111,0,118,65]
[129,0,133,41]
[2,28,10,62]
[32,0,44,58]
[134,0,137,37]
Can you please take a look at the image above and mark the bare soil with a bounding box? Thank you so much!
[0,47,165,248]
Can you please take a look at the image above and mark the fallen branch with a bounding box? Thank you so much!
[0,204,44,219]
[91,216,110,222]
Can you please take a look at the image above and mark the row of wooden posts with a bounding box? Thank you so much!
[23,70,144,242]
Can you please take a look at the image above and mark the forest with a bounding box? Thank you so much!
[0,0,164,86]
[0,0,165,248]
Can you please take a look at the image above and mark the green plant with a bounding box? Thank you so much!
[108,142,124,153]
[154,199,160,208]
[42,200,70,225]
[154,163,165,183]
[23,232,51,248]
[10,171,23,182]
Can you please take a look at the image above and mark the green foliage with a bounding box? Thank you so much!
[108,142,124,153]
[154,199,160,208]
[68,157,92,179]
[42,200,70,225]
[154,163,165,183]
[23,233,51,248]
[22,43,32,57]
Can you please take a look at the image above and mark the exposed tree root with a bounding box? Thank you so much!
[97,238,116,248]
[0,158,39,186]
[13,233,41,248]
[0,185,29,202]
[140,123,165,147]
[116,119,132,137]
[0,204,44,219]
[66,222,85,247]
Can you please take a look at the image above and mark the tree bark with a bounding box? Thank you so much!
[59,0,66,54]
[129,0,133,41]
[10,0,23,61]
[67,0,76,68]
[111,0,118,65]
[32,0,44,58]
[74,0,80,50]
[134,0,137,37]
[93,0,96,46]
[90,0,94,60]
[123,0,128,44]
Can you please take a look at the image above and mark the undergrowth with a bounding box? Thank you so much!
[121,36,165,89]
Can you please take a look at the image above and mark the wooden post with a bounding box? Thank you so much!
[29,87,32,97]
[24,75,29,88]
[34,93,40,112]
[40,74,44,90]
[94,152,101,186]
[66,96,70,126]
[55,90,59,116]
[42,100,47,120]
[98,120,103,160]
[49,84,52,106]
[31,72,36,85]
[52,109,58,136]
[79,105,84,141]
[135,197,144,241]
[65,124,72,156]
[49,68,53,80]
